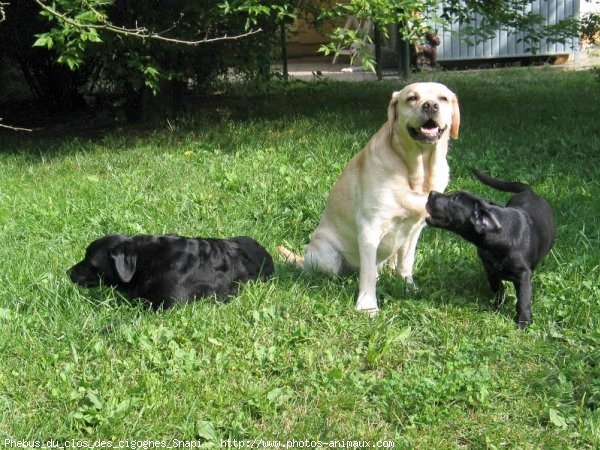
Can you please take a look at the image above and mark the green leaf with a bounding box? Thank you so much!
[86,391,103,410]
[114,399,132,415]
[318,44,332,56]
[33,35,53,49]
[391,326,412,344]
[66,58,79,70]
[327,367,343,380]
[549,408,567,428]
[196,420,218,442]
[144,66,159,77]
[87,30,103,43]
[267,387,283,403]
[0,308,13,321]
[77,11,101,23]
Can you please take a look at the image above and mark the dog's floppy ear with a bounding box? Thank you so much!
[109,244,137,283]
[450,94,460,140]
[387,91,401,128]
[471,202,502,234]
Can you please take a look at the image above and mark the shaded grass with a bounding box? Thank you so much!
[0,67,598,446]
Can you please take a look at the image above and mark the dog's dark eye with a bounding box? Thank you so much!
[439,96,449,102]
[407,95,419,102]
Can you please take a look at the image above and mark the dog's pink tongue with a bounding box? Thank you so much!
[420,126,439,138]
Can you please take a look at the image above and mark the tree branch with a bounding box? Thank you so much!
[34,0,263,45]
[0,119,33,132]
[0,2,8,23]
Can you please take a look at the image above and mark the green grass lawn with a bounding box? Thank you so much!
[0,67,599,447]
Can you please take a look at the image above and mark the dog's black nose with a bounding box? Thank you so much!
[422,101,439,113]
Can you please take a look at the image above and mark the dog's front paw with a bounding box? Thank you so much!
[356,306,379,318]
[356,296,379,317]
[403,276,420,292]
[516,320,530,330]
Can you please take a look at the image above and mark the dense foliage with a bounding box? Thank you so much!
[1,1,287,118]
[0,1,596,119]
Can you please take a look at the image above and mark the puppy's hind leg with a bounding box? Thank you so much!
[514,271,533,329]
[483,264,505,310]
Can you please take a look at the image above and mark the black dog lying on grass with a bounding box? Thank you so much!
[426,169,556,328]
[68,234,274,310]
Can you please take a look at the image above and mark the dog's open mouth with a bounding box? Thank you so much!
[71,277,100,288]
[408,120,446,143]
[425,213,450,227]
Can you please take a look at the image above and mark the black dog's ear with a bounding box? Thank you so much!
[471,202,502,234]
[109,245,137,283]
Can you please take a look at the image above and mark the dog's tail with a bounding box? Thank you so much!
[276,245,304,268]
[472,169,532,194]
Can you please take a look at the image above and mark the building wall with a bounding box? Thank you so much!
[286,15,336,57]
[434,0,580,61]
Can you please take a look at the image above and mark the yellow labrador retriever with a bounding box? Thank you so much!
[279,82,460,315]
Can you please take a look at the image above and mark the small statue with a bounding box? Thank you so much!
[413,32,440,70]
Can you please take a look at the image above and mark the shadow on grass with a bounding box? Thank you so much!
[273,253,521,325]
[0,80,388,157]
[1,72,598,212]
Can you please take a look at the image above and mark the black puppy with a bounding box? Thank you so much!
[426,170,556,328]
[68,234,274,309]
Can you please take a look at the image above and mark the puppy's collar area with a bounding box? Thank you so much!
[407,121,447,143]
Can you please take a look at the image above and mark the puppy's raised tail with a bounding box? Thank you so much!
[276,245,304,268]
[472,169,532,194]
